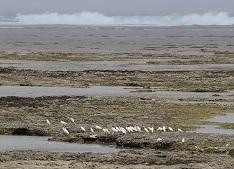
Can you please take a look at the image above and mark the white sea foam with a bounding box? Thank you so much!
[1,12,234,26]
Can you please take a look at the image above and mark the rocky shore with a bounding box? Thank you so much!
[0,25,234,168]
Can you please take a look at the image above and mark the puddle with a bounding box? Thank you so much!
[207,113,234,123]
[0,135,120,153]
[194,113,234,135]
[194,125,234,135]
[1,59,234,72]
[0,86,233,99]
[0,86,140,97]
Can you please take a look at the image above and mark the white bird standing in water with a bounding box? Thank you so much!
[63,127,69,135]
[46,119,50,126]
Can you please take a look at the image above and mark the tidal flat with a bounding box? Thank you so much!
[0,25,234,168]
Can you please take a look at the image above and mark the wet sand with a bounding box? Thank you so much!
[0,25,234,168]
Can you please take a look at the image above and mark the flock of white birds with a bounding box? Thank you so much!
[46,118,185,143]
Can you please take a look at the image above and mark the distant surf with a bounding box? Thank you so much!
[1,11,234,26]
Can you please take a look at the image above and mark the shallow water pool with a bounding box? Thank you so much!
[206,113,234,123]
[0,135,120,153]
[194,113,234,135]
[194,125,234,135]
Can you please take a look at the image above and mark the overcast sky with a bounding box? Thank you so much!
[1,0,234,15]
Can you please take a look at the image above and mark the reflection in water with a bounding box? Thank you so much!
[0,135,120,153]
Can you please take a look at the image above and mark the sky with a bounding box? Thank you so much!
[1,0,234,16]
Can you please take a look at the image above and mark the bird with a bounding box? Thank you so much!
[136,126,141,132]
[178,128,183,132]
[182,138,185,143]
[163,126,166,132]
[119,127,127,134]
[70,118,75,123]
[157,127,164,132]
[144,127,149,133]
[60,121,67,125]
[103,128,110,134]
[126,126,134,133]
[148,127,154,133]
[62,127,69,135]
[115,126,120,132]
[111,127,118,133]
[95,125,102,130]
[46,119,50,126]
[168,127,173,132]
[132,126,138,132]
[81,126,86,132]
[157,138,162,142]
[90,127,94,132]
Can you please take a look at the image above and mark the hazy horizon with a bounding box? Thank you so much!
[1,0,234,16]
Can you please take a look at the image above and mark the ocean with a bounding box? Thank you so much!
[1,11,234,26]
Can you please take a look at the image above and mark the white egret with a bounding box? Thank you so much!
[63,127,69,135]
[70,118,75,123]
[81,126,86,132]
[115,127,121,132]
[125,127,130,132]
[46,119,50,126]
[157,127,163,132]
[148,127,154,133]
[157,138,162,142]
[136,126,141,132]
[178,128,183,132]
[182,138,185,143]
[168,127,173,132]
[144,127,149,133]
[132,126,138,132]
[95,125,102,130]
[103,128,110,134]
[90,127,94,132]
[90,134,97,138]
[120,127,127,134]
[60,121,67,125]
[126,126,134,133]
[112,127,118,133]
[163,126,166,132]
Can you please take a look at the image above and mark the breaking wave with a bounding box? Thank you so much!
[1,11,234,26]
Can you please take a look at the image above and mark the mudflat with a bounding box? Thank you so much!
[0,25,234,168]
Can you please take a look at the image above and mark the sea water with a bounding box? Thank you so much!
[1,12,234,26]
